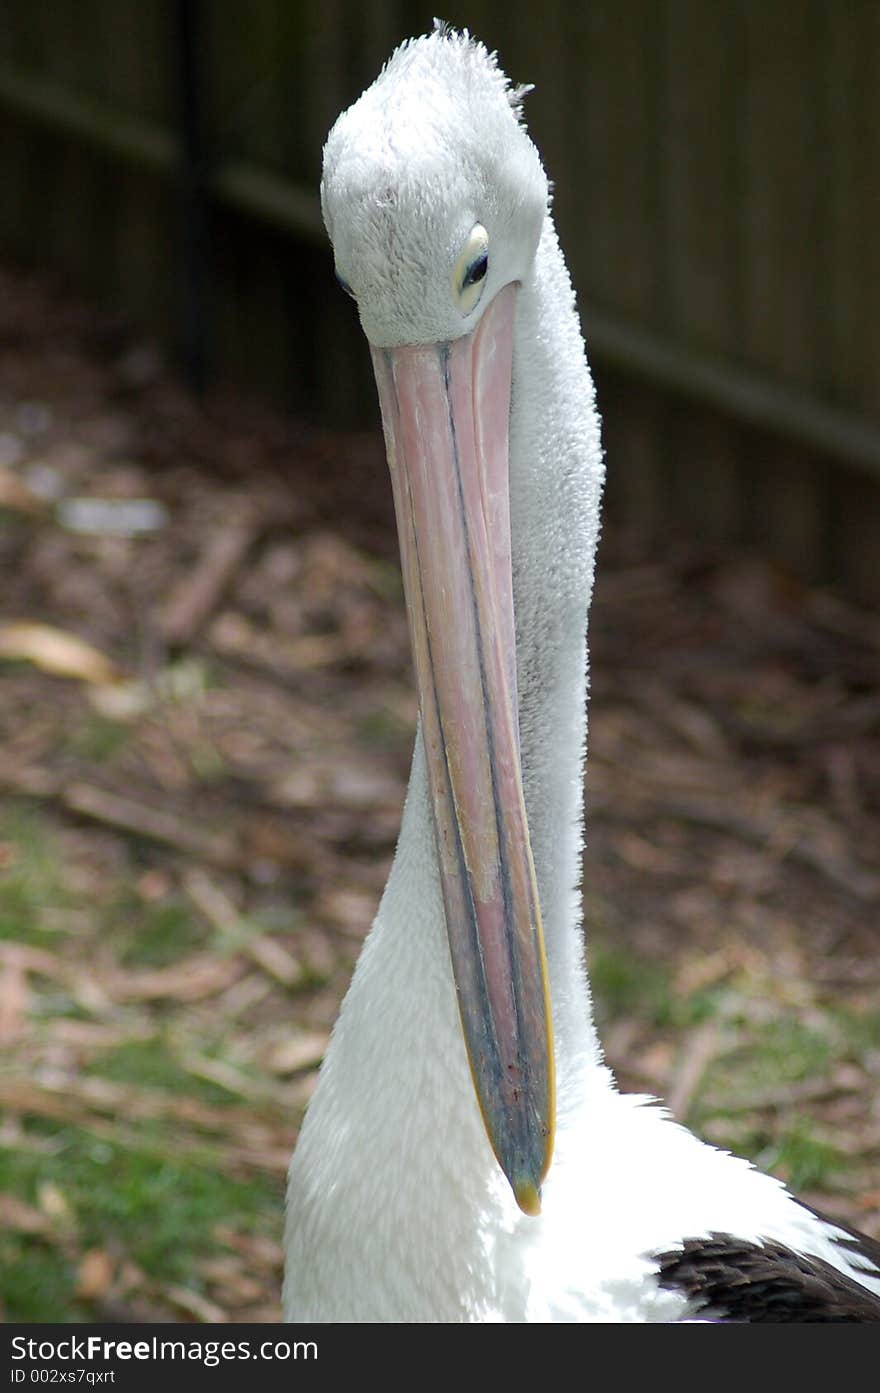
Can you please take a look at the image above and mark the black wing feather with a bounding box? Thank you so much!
[655,1233,880,1322]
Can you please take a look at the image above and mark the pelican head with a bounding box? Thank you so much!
[320,27,557,1215]
[321,27,548,349]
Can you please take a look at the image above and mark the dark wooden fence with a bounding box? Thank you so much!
[1,2,877,598]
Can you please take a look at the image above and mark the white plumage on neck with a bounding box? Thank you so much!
[508,219,603,1083]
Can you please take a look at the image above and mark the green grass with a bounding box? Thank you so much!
[0,1123,282,1321]
[3,804,874,1317]
[757,1121,844,1192]
[0,808,74,945]
[726,1018,835,1091]
[0,804,284,1319]
[590,942,723,1031]
[110,895,210,968]
[357,707,409,749]
[0,805,213,965]
[65,713,132,762]
[829,1004,880,1054]
[2,1245,77,1324]
[87,1038,240,1107]
[592,938,871,1198]
[702,1118,845,1194]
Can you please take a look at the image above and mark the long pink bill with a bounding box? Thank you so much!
[371,284,555,1215]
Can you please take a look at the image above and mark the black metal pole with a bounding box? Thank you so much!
[175,0,210,391]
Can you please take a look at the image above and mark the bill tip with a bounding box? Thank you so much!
[513,1177,542,1217]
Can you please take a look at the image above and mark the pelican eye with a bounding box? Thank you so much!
[336,270,356,299]
[464,252,488,287]
[452,224,490,314]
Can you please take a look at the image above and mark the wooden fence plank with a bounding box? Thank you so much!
[738,2,827,571]
[570,1,668,535]
[660,0,744,541]
[575,0,666,326]
[662,0,741,355]
[853,4,880,415]
[739,1,824,387]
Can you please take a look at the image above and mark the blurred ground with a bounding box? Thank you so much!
[0,261,878,1321]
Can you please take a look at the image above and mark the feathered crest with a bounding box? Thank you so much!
[508,81,534,122]
[431,17,534,127]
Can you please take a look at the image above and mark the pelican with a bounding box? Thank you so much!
[283,25,880,1321]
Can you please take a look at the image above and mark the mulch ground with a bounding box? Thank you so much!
[1,260,878,1320]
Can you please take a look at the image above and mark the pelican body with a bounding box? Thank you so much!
[284,27,880,1321]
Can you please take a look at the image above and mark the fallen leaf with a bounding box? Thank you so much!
[76,1248,115,1300]
[0,464,43,513]
[165,1284,228,1323]
[0,952,28,1044]
[266,1032,328,1075]
[0,622,120,685]
[37,1182,75,1229]
[104,954,242,1003]
[0,1193,52,1235]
